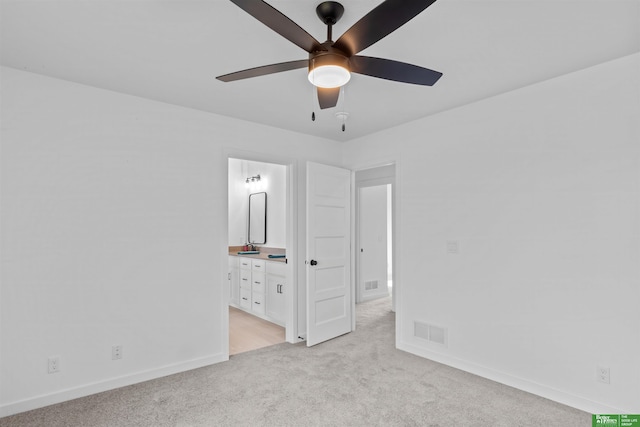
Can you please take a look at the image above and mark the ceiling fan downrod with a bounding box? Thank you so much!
[316,1,344,42]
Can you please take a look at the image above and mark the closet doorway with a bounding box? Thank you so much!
[355,164,395,310]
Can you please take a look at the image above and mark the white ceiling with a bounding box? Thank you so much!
[1,0,639,142]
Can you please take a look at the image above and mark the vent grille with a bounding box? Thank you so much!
[364,280,379,291]
[414,321,448,346]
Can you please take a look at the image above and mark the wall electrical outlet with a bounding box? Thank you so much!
[112,345,123,360]
[596,366,610,384]
[48,356,60,374]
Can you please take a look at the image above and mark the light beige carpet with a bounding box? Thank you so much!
[0,297,590,426]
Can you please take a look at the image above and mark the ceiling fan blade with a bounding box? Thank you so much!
[217,59,308,82]
[350,56,442,86]
[334,0,437,55]
[230,0,321,53]
[317,87,340,109]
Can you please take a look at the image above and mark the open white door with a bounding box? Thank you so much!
[306,161,352,347]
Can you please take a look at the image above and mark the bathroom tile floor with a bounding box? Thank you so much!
[229,306,285,355]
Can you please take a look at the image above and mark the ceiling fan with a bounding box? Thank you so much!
[217,0,443,111]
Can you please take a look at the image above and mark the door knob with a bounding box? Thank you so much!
[310,260,318,266]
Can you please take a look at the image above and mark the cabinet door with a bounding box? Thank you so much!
[266,274,286,325]
[230,267,240,306]
[229,257,240,306]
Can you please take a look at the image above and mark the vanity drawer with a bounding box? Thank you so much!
[251,292,265,315]
[251,259,266,272]
[239,288,251,309]
[239,269,251,290]
[252,273,266,294]
[239,259,252,270]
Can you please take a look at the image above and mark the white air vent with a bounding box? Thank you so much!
[414,321,448,347]
[365,280,379,291]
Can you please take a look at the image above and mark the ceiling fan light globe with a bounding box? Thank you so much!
[308,65,351,88]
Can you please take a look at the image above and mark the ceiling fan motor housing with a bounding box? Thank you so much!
[309,47,350,74]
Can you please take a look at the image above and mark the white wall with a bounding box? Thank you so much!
[343,53,640,413]
[2,53,638,416]
[0,66,342,416]
[228,159,286,248]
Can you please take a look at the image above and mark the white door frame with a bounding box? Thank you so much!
[223,149,299,358]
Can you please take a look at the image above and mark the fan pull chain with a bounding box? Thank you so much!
[311,87,316,121]
[340,86,346,132]
[310,58,316,122]
[340,86,347,132]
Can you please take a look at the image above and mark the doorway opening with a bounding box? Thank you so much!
[355,164,395,316]
[224,157,357,356]
[227,157,291,355]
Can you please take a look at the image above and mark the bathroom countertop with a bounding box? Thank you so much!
[228,246,287,263]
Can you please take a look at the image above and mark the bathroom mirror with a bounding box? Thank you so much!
[248,192,267,244]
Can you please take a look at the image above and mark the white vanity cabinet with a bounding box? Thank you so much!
[228,256,239,306]
[266,261,286,325]
[230,255,287,326]
[238,258,252,310]
[237,258,268,316]
[250,259,266,315]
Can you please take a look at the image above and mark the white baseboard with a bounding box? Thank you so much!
[0,353,227,418]
[397,340,626,415]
